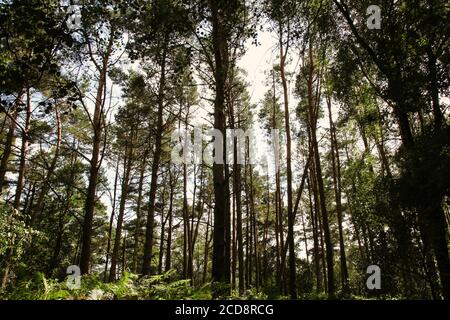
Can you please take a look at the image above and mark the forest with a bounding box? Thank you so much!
[0,0,449,301]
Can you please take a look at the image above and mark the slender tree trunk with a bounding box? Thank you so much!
[311,163,327,292]
[209,0,229,295]
[47,213,64,277]
[230,102,244,294]
[307,46,334,298]
[263,170,270,288]
[232,184,237,289]
[187,165,198,281]
[121,233,127,277]
[14,88,31,210]
[300,199,309,265]
[0,109,18,194]
[157,182,168,275]
[165,165,175,272]
[203,203,212,283]
[80,64,108,275]
[326,95,349,295]
[182,162,189,278]
[186,162,199,282]
[191,165,205,285]
[308,174,322,292]
[132,153,147,273]
[224,160,231,285]
[249,160,260,291]
[109,141,133,282]
[244,154,252,288]
[427,47,443,130]
[271,68,285,294]
[104,157,120,280]
[158,209,166,275]
[244,172,249,288]
[417,212,440,299]
[22,182,35,216]
[278,21,297,299]
[142,43,167,275]
[423,200,450,299]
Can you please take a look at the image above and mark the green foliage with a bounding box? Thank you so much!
[300,292,328,300]
[0,203,33,257]
[231,288,268,300]
[189,283,213,300]
[1,270,216,300]
[0,203,41,283]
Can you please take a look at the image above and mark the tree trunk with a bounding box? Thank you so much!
[232,183,237,289]
[423,200,450,299]
[132,153,147,273]
[249,162,260,291]
[165,165,175,272]
[80,65,107,275]
[307,46,334,298]
[326,95,349,295]
[278,21,297,299]
[0,109,18,194]
[158,209,166,275]
[230,99,244,294]
[244,154,252,288]
[157,182,168,275]
[209,0,229,295]
[308,174,322,292]
[104,157,120,280]
[13,88,31,210]
[142,43,167,275]
[182,162,189,278]
[273,77,283,291]
[121,234,127,277]
[203,203,212,283]
[109,140,133,282]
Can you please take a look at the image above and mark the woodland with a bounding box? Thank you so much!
[0,0,449,300]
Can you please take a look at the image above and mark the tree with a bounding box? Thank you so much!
[76,1,124,275]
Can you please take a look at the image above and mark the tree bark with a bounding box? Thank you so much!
[278,21,297,299]
[0,109,17,194]
[307,46,334,298]
[326,95,349,295]
[165,165,175,272]
[80,63,108,275]
[132,153,147,273]
[209,0,229,295]
[13,88,31,210]
[104,157,120,280]
[202,203,212,283]
[142,43,167,275]
[109,140,133,282]
[230,98,244,294]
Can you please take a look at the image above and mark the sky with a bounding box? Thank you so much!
[239,30,278,106]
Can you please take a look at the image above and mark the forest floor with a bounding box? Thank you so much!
[0,270,400,300]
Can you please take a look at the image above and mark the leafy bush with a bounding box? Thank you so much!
[230,287,268,300]
[0,269,206,300]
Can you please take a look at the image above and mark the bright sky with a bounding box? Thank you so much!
[239,31,278,106]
